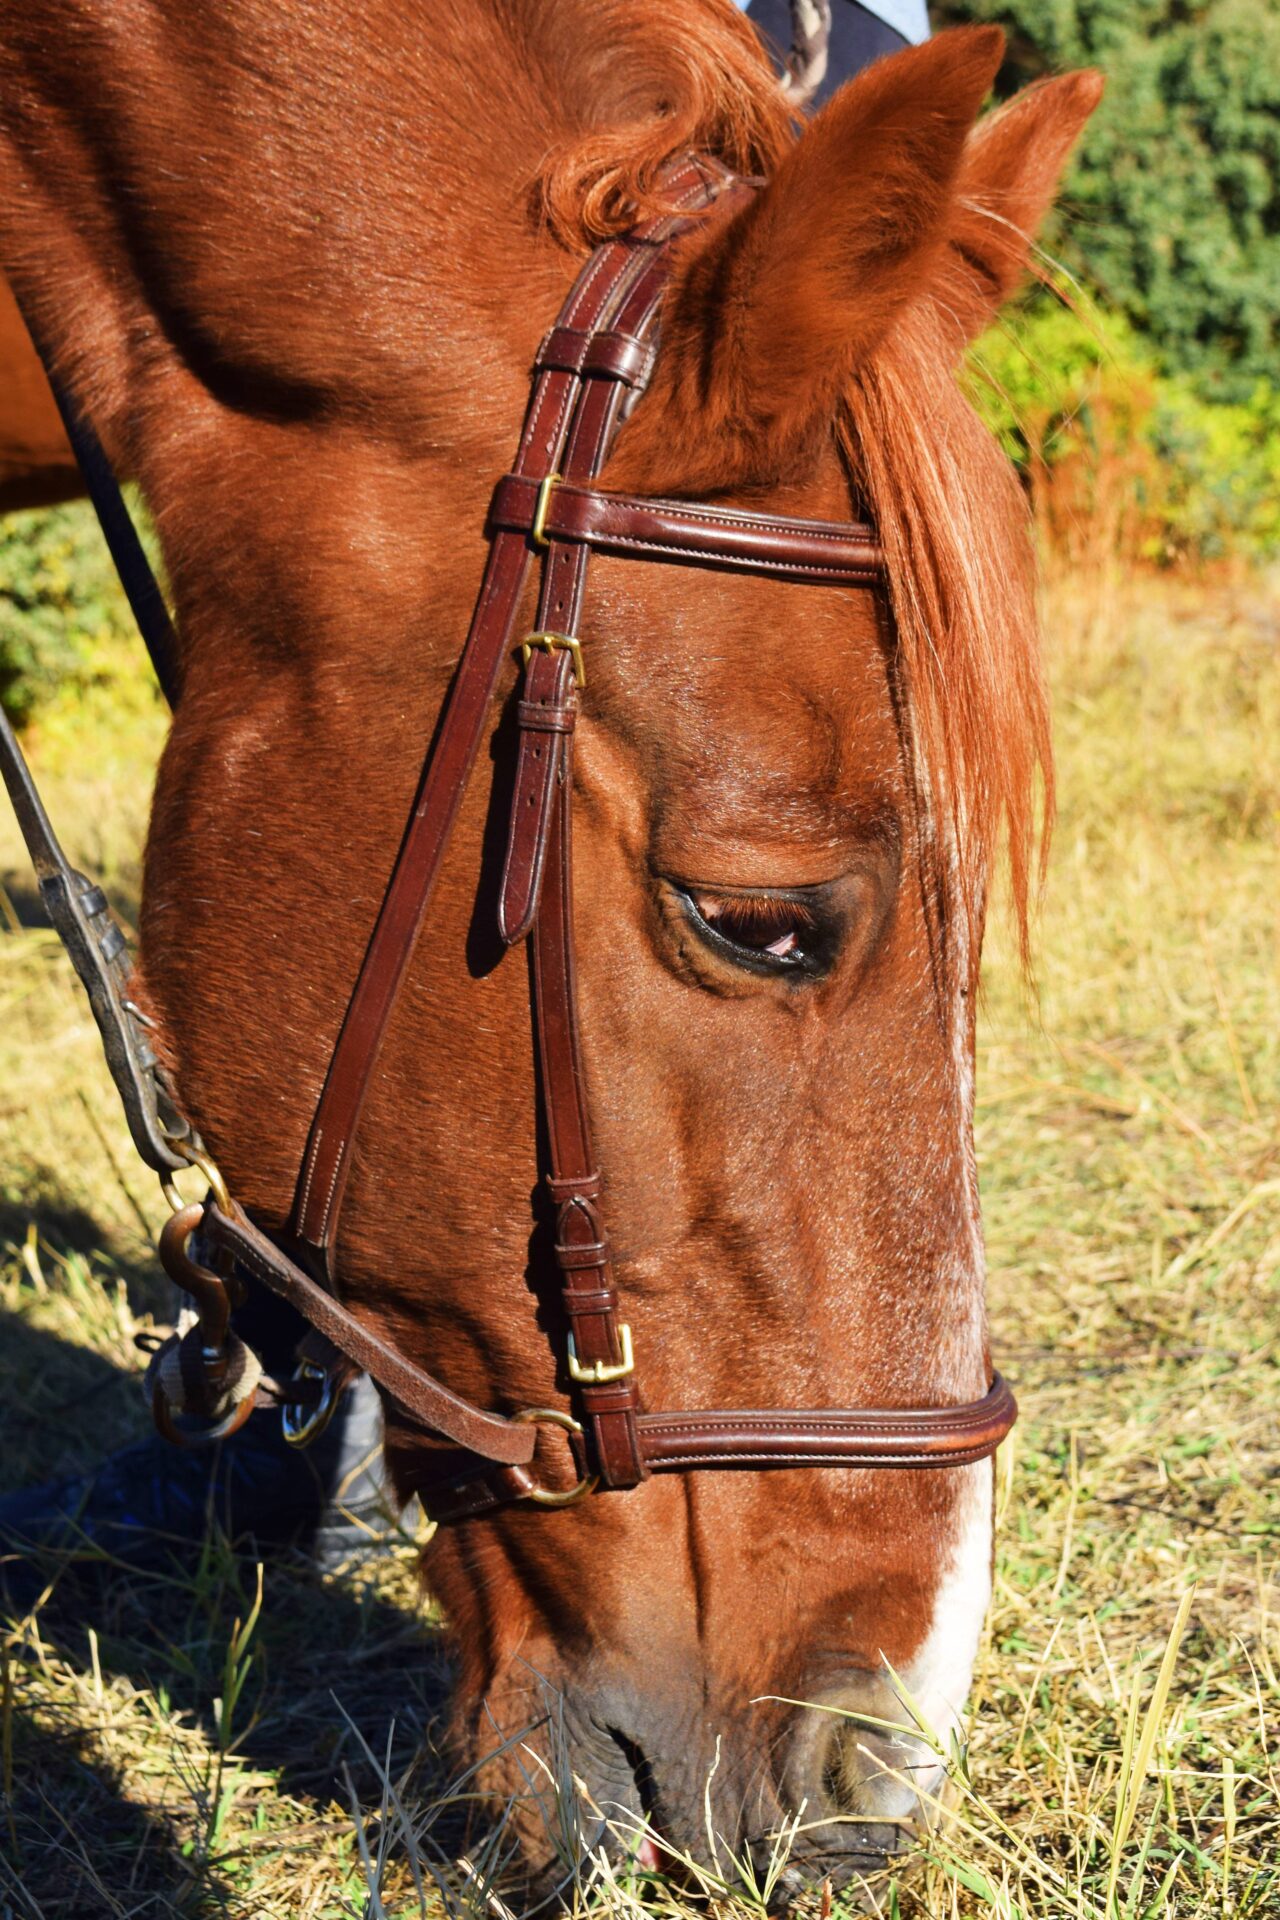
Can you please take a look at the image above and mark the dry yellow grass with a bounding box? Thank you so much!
[0,552,1277,1917]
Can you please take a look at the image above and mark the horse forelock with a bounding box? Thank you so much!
[529,0,793,246]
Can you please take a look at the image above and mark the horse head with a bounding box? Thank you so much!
[0,1,1099,1897]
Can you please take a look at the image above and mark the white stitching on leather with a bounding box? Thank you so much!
[588,533,881,579]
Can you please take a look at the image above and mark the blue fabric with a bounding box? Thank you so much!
[734,0,929,40]
[741,0,926,105]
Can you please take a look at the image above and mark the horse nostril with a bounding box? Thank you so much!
[819,1716,941,1825]
[610,1728,667,1827]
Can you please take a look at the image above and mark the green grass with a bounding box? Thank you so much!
[0,545,1277,1917]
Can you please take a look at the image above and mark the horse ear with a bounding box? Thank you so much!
[610,26,1006,493]
[935,69,1105,351]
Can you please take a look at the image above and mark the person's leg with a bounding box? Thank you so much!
[0,1279,401,1596]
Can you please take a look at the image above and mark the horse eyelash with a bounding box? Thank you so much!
[693,894,818,933]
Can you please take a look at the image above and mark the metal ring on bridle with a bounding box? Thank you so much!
[512,1406,599,1507]
[151,1381,258,1450]
[160,1138,233,1216]
[281,1358,341,1449]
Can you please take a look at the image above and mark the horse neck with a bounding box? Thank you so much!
[1,3,585,493]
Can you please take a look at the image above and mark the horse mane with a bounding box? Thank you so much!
[527,0,1048,960]
[842,318,1048,966]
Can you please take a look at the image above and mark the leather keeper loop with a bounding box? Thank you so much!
[555,1239,610,1272]
[561,1286,620,1317]
[584,333,655,385]
[580,1379,639,1414]
[547,1171,602,1204]
[518,699,576,733]
[536,326,655,387]
[535,325,590,374]
[569,1420,647,1487]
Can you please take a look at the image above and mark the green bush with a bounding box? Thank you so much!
[0,502,140,726]
[940,0,1280,404]
[968,293,1280,561]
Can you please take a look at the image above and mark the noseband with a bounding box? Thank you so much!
[1,156,1015,1522]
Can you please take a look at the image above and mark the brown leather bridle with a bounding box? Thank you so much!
[2,155,1015,1523]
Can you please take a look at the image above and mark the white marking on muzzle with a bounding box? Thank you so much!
[890,1459,993,1799]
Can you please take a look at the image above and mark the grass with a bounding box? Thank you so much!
[0,531,1277,1917]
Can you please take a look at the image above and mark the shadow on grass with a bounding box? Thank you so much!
[1,1304,459,1913]
[1,1175,472,1911]
[0,1186,166,1318]
[0,1201,168,1489]
[1,1708,241,1920]
[4,1535,457,1917]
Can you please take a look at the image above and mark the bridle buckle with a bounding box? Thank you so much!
[566,1322,634,1385]
[521,630,585,688]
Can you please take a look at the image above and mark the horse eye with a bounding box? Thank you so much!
[687,891,818,967]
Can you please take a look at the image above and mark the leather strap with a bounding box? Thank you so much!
[637,1375,1018,1471]
[294,156,730,1262]
[489,475,887,584]
[0,703,191,1174]
[497,646,577,946]
[202,1202,537,1465]
[418,1378,1018,1523]
[5,288,182,708]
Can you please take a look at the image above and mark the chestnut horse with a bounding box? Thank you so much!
[0,0,1099,1897]
[0,274,80,509]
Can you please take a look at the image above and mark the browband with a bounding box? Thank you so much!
[488,473,887,584]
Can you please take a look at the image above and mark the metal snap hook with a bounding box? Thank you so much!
[160,1137,232,1217]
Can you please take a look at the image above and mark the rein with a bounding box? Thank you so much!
[1,155,1015,1521]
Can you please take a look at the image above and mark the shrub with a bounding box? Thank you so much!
[0,502,140,726]
[968,292,1280,563]
[939,0,1280,404]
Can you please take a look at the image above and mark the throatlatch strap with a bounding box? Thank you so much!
[7,290,182,708]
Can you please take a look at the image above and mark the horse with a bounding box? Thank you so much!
[0,273,80,509]
[0,0,1100,1899]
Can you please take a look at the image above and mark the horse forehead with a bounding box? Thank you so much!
[589,566,900,822]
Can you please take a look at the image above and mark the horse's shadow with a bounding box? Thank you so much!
[1,1207,461,1917]
[5,1563,457,1919]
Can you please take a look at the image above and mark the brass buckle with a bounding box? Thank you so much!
[521,630,585,688]
[512,1407,599,1508]
[566,1323,634,1386]
[281,1360,340,1449]
[530,471,560,549]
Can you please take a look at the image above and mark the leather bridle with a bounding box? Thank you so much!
[1,155,1015,1524]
